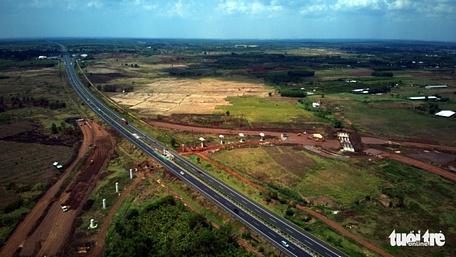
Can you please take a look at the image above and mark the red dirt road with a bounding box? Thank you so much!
[149,120,456,182]
[0,121,114,257]
[147,120,342,150]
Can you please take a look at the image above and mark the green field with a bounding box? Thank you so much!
[207,145,455,256]
[215,96,318,123]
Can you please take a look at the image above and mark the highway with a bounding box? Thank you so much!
[59,43,346,257]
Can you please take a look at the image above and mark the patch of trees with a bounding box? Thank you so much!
[51,121,77,135]
[266,70,315,85]
[106,195,252,257]
[125,63,139,68]
[373,66,403,71]
[2,197,24,214]
[288,70,315,77]
[371,71,393,77]
[414,103,441,114]
[279,88,307,97]
[0,96,66,112]
[0,49,59,61]
[101,85,117,92]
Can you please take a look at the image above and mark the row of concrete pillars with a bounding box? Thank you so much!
[90,167,137,229]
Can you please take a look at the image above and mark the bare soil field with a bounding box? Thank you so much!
[110,78,270,115]
[0,121,115,257]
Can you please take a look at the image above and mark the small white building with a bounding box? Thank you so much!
[407,96,438,101]
[435,110,455,118]
[425,85,448,89]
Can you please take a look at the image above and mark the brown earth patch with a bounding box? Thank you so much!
[110,77,269,116]
[0,121,115,257]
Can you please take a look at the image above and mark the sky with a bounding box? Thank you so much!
[1,0,455,42]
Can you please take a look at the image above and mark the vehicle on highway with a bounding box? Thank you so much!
[281,240,289,248]
[180,171,185,175]
[197,170,202,174]
[121,118,128,125]
[233,208,239,214]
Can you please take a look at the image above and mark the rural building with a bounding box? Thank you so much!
[407,96,438,101]
[425,85,448,89]
[352,88,369,94]
[435,110,455,118]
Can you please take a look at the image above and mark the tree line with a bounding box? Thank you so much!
[0,96,66,112]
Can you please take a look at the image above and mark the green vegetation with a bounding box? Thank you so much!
[106,195,253,257]
[207,145,455,256]
[215,96,316,123]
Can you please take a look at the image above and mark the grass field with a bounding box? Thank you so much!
[207,145,455,256]
[215,96,318,123]
[322,93,456,145]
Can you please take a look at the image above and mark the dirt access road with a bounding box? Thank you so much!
[0,121,114,257]
[149,120,456,182]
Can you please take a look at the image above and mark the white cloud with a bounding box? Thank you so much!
[334,0,382,11]
[300,3,329,15]
[87,0,103,9]
[170,0,185,17]
[217,0,282,15]
[412,0,455,17]
[385,0,412,10]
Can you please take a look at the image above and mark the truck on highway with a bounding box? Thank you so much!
[121,118,128,125]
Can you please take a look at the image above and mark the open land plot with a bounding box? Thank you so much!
[0,140,73,185]
[210,145,383,207]
[215,96,319,124]
[110,78,270,116]
[210,146,314,187]
[315,68,374,81]
[208,144,455,256]
[318,93,456,146]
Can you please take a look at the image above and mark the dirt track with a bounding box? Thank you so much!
[0,121,114,257]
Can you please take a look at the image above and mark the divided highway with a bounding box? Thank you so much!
[59,44,346,257]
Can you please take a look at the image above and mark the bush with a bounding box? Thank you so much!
[279,88,307,97]
[3,197,24,213]
[288,70,315,77]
